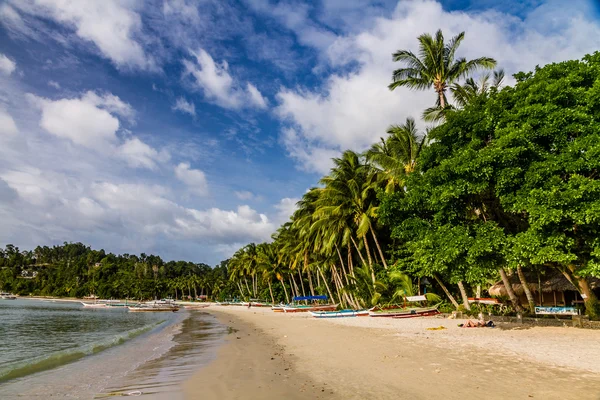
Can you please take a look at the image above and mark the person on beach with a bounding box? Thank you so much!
[460,320,494,328]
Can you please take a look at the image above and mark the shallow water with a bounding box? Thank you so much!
[0,299,225,399]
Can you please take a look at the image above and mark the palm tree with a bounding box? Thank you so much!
[388,29,496,119]
[365,117,428,192]
[450,69,504,108]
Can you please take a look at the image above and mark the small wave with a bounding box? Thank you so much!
[0,322,162,383]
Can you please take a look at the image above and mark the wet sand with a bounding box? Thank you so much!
[185,306,600,400]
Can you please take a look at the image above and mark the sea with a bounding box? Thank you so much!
[0,298,227,399]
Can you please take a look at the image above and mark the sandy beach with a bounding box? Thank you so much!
[186,306,600,400]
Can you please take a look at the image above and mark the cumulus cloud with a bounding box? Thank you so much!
[235,190,256,201]
[172,97,196,116]
[183,49,268,110]
[27,90,164,170]
[3,0,152,70]
[273,196,299,225]
[0,108,18,137]
[275,0,600,173]
[0,52,16,75]
[175,162,209,196]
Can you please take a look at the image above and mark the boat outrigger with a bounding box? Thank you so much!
[127,303,179,312]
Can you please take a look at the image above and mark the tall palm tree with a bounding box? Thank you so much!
[365,117,428,192]
[388,30,496,119]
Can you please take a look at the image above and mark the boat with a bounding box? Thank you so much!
[310,309,369,318]
[369,306,440,318]
[241,301,272,307]
[80,301,107,308]
[127,303,179,312]
[283,304,338,313]
[182,304,210,309]
[271,304,285,312]
[0,292,17,300]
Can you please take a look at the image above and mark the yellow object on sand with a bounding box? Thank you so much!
[426,326,446,331]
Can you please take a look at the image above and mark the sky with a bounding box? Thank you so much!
[0,0,599,265]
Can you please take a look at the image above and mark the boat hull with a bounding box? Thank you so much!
[283,304,338,313]
[127,306,179,312]
[369,307,439,318]
[310,310,369,318]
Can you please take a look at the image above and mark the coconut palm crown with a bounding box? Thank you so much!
[388,29,497,119]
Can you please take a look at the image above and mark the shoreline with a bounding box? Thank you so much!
[186,306,600,400]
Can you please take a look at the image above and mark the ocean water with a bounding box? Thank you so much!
[0,299,226,399]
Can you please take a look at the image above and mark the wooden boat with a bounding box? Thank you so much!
[271,305,285,312]
[0,292,17,300]
[369,306,439,318]
[468,297,499,305]
[80,301,107,308]
[283,304,338,313]
[310,309,369,318]
[127,304,179,312]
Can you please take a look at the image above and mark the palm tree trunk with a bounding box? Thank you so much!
[457,281,471,311]
[369,223,388,269]
[335,244,350,286]
[279,278,290,304]
[350,236,367,268]
[194,285,198,300]
[438,88,445,108]
[307,268,315,296]
[347,242,355,277]
[237,281,245,298]
[498,267,523,312]
[298,268,306,297]
[433,275,459,309]
[268,281,275,304]
[175,287,178,301]
[362,236,376,284]
[244,278,251,299]
[288,276,297,298]
[331,266,344,306]
[317,266,334,303]
[516,265,535,312]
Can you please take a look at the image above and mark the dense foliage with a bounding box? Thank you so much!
[0,243,236,300]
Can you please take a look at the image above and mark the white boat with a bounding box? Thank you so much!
[0,292,17,300]
[80,301,107,308]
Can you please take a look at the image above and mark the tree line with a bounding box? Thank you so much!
[0,242,237,300]
[226,30,600,319]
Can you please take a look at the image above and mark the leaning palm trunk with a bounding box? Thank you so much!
[279,278,290,304]
[563,265,600,320]
[457,281,471,311]
[332,264,355,308]
[236,281,244,298]
[433,275,459,309]
[362,236,376,284]
[288,276,297,298]
[267,281,275,304]
[517,265,535,312]
[330,267,344,306]
[317,266,335,303]
[335,244,350,286]
[244,278,251,299]
[498,267,523,312]
[298,268,306,297]
[369,223,388,269]
[307,268,315,296]
[350,236,367,270]
[347,242,355,277]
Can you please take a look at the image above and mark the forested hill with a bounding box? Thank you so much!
[0,243,235,300]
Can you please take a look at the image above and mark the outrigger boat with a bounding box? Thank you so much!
[368,295,440,318]
[282,295,338,313]
[0,292,17,300]
[181,303,210,309]
[310,309,369,318]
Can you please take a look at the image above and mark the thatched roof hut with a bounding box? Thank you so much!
[488,270,599,297]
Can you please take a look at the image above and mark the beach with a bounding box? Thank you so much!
[186,306,600,400]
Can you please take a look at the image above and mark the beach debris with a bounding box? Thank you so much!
[426,326,447,331]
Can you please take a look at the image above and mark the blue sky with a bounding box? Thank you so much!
[0,0,599,265]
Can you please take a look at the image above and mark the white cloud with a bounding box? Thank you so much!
[234,190,255,200]
[4,0,152,70]
[118,137,169,170]
[183,49,268,110]
[275,0,600,173]
[0,53,16,76]
[175,162,208,196]
[172,97,196,116]
[273,196,299,225]
[47,80,61,89]
[0,108,18,137]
